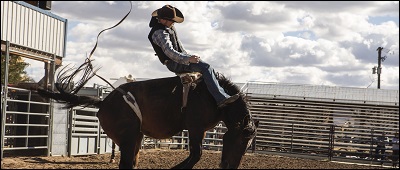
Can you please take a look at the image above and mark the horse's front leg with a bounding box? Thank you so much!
[172,131,205,169]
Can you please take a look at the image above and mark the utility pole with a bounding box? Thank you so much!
[377,47,383,89]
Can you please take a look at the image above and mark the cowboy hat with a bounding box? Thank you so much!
[151,5,184,23]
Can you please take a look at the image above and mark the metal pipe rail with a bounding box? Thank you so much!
[2,86,52,156]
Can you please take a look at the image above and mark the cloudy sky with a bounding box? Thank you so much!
[26,1,399,90]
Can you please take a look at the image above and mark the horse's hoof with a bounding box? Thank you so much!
[110,159,116,163]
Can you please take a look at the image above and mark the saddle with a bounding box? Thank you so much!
[177,72,202,111]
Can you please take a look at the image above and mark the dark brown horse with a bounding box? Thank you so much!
[37,62,258,169]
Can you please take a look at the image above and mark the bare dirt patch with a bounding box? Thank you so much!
[1,149,385,169]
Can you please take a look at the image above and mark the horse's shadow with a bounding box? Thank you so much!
[23,157,109,165]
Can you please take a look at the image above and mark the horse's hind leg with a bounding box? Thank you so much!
[110,142,116,163]
[118,131,143,169]
[132,133,144,168]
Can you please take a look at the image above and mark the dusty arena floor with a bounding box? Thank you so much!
[1,149,386,169]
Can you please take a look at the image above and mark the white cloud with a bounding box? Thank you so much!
[43,1,398,90]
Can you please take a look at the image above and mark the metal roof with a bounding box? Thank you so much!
[239,82,399,106]
[98,78,399,106]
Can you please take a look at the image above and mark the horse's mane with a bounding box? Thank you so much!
[214,73,239,94]
[215,72,246,102]
[213,72,253,130]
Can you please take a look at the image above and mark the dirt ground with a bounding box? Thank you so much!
[1,149,387,169]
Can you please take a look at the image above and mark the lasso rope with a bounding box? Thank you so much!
[85,1,133,90]
[56,1,132,94]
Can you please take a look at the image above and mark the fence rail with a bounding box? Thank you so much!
[137,93,398,167]
[2,84,398,167]
[1,86,51,155]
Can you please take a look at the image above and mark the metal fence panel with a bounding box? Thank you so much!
[69,107,99,156]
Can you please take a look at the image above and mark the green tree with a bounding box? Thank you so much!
[1,53,33,84]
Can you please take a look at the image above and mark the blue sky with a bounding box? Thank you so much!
[25,1,399,90]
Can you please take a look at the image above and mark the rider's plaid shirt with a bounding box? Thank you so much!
[151,26,192,65]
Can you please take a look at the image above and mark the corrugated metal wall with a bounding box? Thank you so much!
[51,103,68,156]
[1,1,66,57]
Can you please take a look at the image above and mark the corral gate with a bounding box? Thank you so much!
[67,106,117,156]
[1,1,67,159]
[1,86,52,157]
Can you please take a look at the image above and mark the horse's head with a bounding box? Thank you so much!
[214,74,259,168]
[220,103,259,169]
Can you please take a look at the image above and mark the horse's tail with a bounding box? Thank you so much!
[37,88,102,109]
[36,57,103,109]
